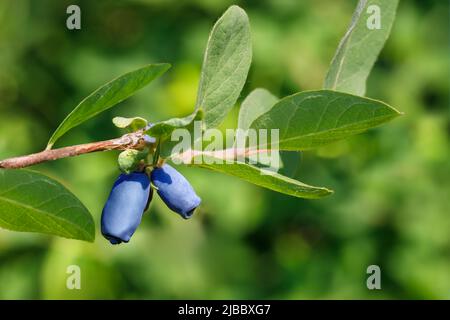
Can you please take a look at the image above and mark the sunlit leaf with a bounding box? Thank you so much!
[250,90,402,151]
[195,5,252,129]
[178,154,332,199]
[239,88,301,177]
[112,116,148,132]
[47,63,170,149]
[238,88,278,131]
[147,109,203,138]
[0,169,95,242]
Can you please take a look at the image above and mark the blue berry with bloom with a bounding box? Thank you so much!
[101,172,151,244]
[151,164,201,219]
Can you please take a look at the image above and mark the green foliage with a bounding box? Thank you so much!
[250,90,401,150]
[238,88,278,131]
[1,4,403,238]
[183,88,326,196]
[148,5,252,137]
[0,170,94,242]
[147,109,203,138]
[324,0,399,95]
[0,0,447,300]
[112,117,148,132]
[187,155,332,199]
[195,5,252,129]
[47,63,170,149]
[238,89,301,178]
[141,5,253,140]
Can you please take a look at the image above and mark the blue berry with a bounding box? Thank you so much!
[151,164,201,219]
[101,172,151,244]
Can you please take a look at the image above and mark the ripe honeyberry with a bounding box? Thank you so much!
[101,172,151,244]
[151,164,201,219]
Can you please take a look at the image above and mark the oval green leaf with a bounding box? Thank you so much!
[0,169,95,242]
[47,63,171,149]
[195,5,252,129]
[250,90,402,151]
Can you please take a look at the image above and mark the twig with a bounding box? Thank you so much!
[0,131,147,169]
[169,148,275,164]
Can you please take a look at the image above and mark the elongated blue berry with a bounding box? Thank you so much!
[151,164,201,219]
[101,172,151,244]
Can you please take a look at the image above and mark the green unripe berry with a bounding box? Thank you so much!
[118,148,149,174]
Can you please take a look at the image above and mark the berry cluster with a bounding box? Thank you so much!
[101,136,201,245]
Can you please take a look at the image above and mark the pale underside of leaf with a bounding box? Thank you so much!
[323,0,399,96]
[113,116,148,132]
[195,5,252,129]
[147,109,202,138]
[238,88,278,131]
[0,169,95,241]
[185,154,332,199]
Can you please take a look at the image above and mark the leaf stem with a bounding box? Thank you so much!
[0,131,147,169]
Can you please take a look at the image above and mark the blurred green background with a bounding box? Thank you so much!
[0,0,449,299]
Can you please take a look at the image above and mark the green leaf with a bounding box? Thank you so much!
[113,116,148,132]
[238,88,278,131]
[47,63,171,149]
[324,0,399,95]
[279,151,301,178]
[239,89,301,177]
[147,109,203,138]
[0,169,95,242]
[250,90,402,151]
[183,154,332,199]
[195,5,252,129]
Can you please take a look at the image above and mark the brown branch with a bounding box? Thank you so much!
[0,131,147,169]
[169,148,276,163]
